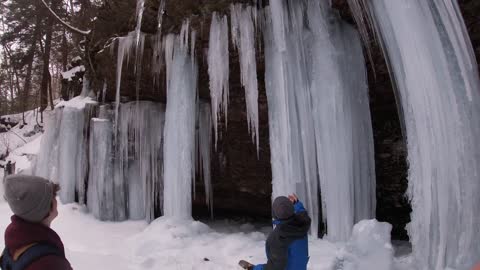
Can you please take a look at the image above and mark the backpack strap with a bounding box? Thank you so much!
[1,243,63,270]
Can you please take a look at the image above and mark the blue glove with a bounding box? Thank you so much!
[294,201,306,213]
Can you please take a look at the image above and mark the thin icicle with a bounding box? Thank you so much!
[198,102,213,217]
[208,12,230,147]
[157,0,166,30]
[231,4,260,155]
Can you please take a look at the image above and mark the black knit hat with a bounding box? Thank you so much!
[272,196,294,220]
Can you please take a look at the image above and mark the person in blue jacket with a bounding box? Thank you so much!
[253,194,311,270]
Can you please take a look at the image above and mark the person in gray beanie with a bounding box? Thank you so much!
[240,194,311,270]
[1,175,73,270]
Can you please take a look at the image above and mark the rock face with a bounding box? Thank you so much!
[84,0,480,240]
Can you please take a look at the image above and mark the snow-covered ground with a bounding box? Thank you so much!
[0,106,414,270]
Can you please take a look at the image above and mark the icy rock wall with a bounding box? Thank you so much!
[35,99,97,204]
[264,0,376,241]
[163,21,198,218]
[367,0,480,269]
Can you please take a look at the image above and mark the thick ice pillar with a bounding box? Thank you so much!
[367,1,480,269]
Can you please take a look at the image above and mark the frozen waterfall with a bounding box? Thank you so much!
[163,22,198,218]
[263,0,376,241]
[367,0,480,269]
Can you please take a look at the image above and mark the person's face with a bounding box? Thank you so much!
[50,196,58,221]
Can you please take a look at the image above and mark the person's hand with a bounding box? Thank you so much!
[288,194,298,203]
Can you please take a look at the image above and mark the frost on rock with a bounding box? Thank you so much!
[163,21,198,219]
[263,0,375,240]
[367,1,480,269]
[231,4,260,154]
[334,220,394,270]
[208,12,229,147]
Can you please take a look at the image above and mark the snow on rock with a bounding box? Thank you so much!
[55,95,97,110]
[334,220,394,270]
[61,65,85,81]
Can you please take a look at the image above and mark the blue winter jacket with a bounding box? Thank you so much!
[253,201,311,270]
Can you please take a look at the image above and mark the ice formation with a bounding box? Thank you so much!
[34,97,97,204]
[231,4,260,153]
[366,1,480,269]
[162,22,198,218]
[197,102,213,216]
[263,0,375,240]
[334,220,394,270]
[35,100,165,221]
[208,12,229,147]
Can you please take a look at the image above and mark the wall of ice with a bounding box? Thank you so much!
[364,0,480,269]
[263,0,376,241]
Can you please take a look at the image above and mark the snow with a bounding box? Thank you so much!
[61,65,85,81]
[367,1,480,269]
[55,95,97,109]
[208,12,230,147]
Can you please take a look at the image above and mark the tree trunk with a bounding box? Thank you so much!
[48,71,54,110]
[22,3,43,123]
[40,0,59,112]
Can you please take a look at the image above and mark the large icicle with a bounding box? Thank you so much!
[231,4,260,153]
[208,12,229,147]
[163,22,198,218]
[263,0,375,240]
[367,1,480,269]
[114,33,135,134]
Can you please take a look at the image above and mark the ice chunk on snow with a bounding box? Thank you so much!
[334,220,394,270]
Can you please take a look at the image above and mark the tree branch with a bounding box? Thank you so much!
[41,0,91,36]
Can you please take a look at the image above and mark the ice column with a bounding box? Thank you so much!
[88,118,114,220]
[231,4,260,153]
[208,12,229,147]
[367,1,480,269]
[163,22,198,218]
[263,0,375,240]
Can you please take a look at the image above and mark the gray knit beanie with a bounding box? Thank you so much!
[272,196,294,220]
[4,175,54,223]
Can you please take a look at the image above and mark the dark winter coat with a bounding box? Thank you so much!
[1,215,73,270]
[254,201,311,270]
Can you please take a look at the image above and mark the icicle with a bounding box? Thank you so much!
[208,12,229,147]
[367,1,480,269]
[114,33,136,139]
[163,21,198,218]
[230,4,260,155]
[157,0,166,30]
[198,102,213,217]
